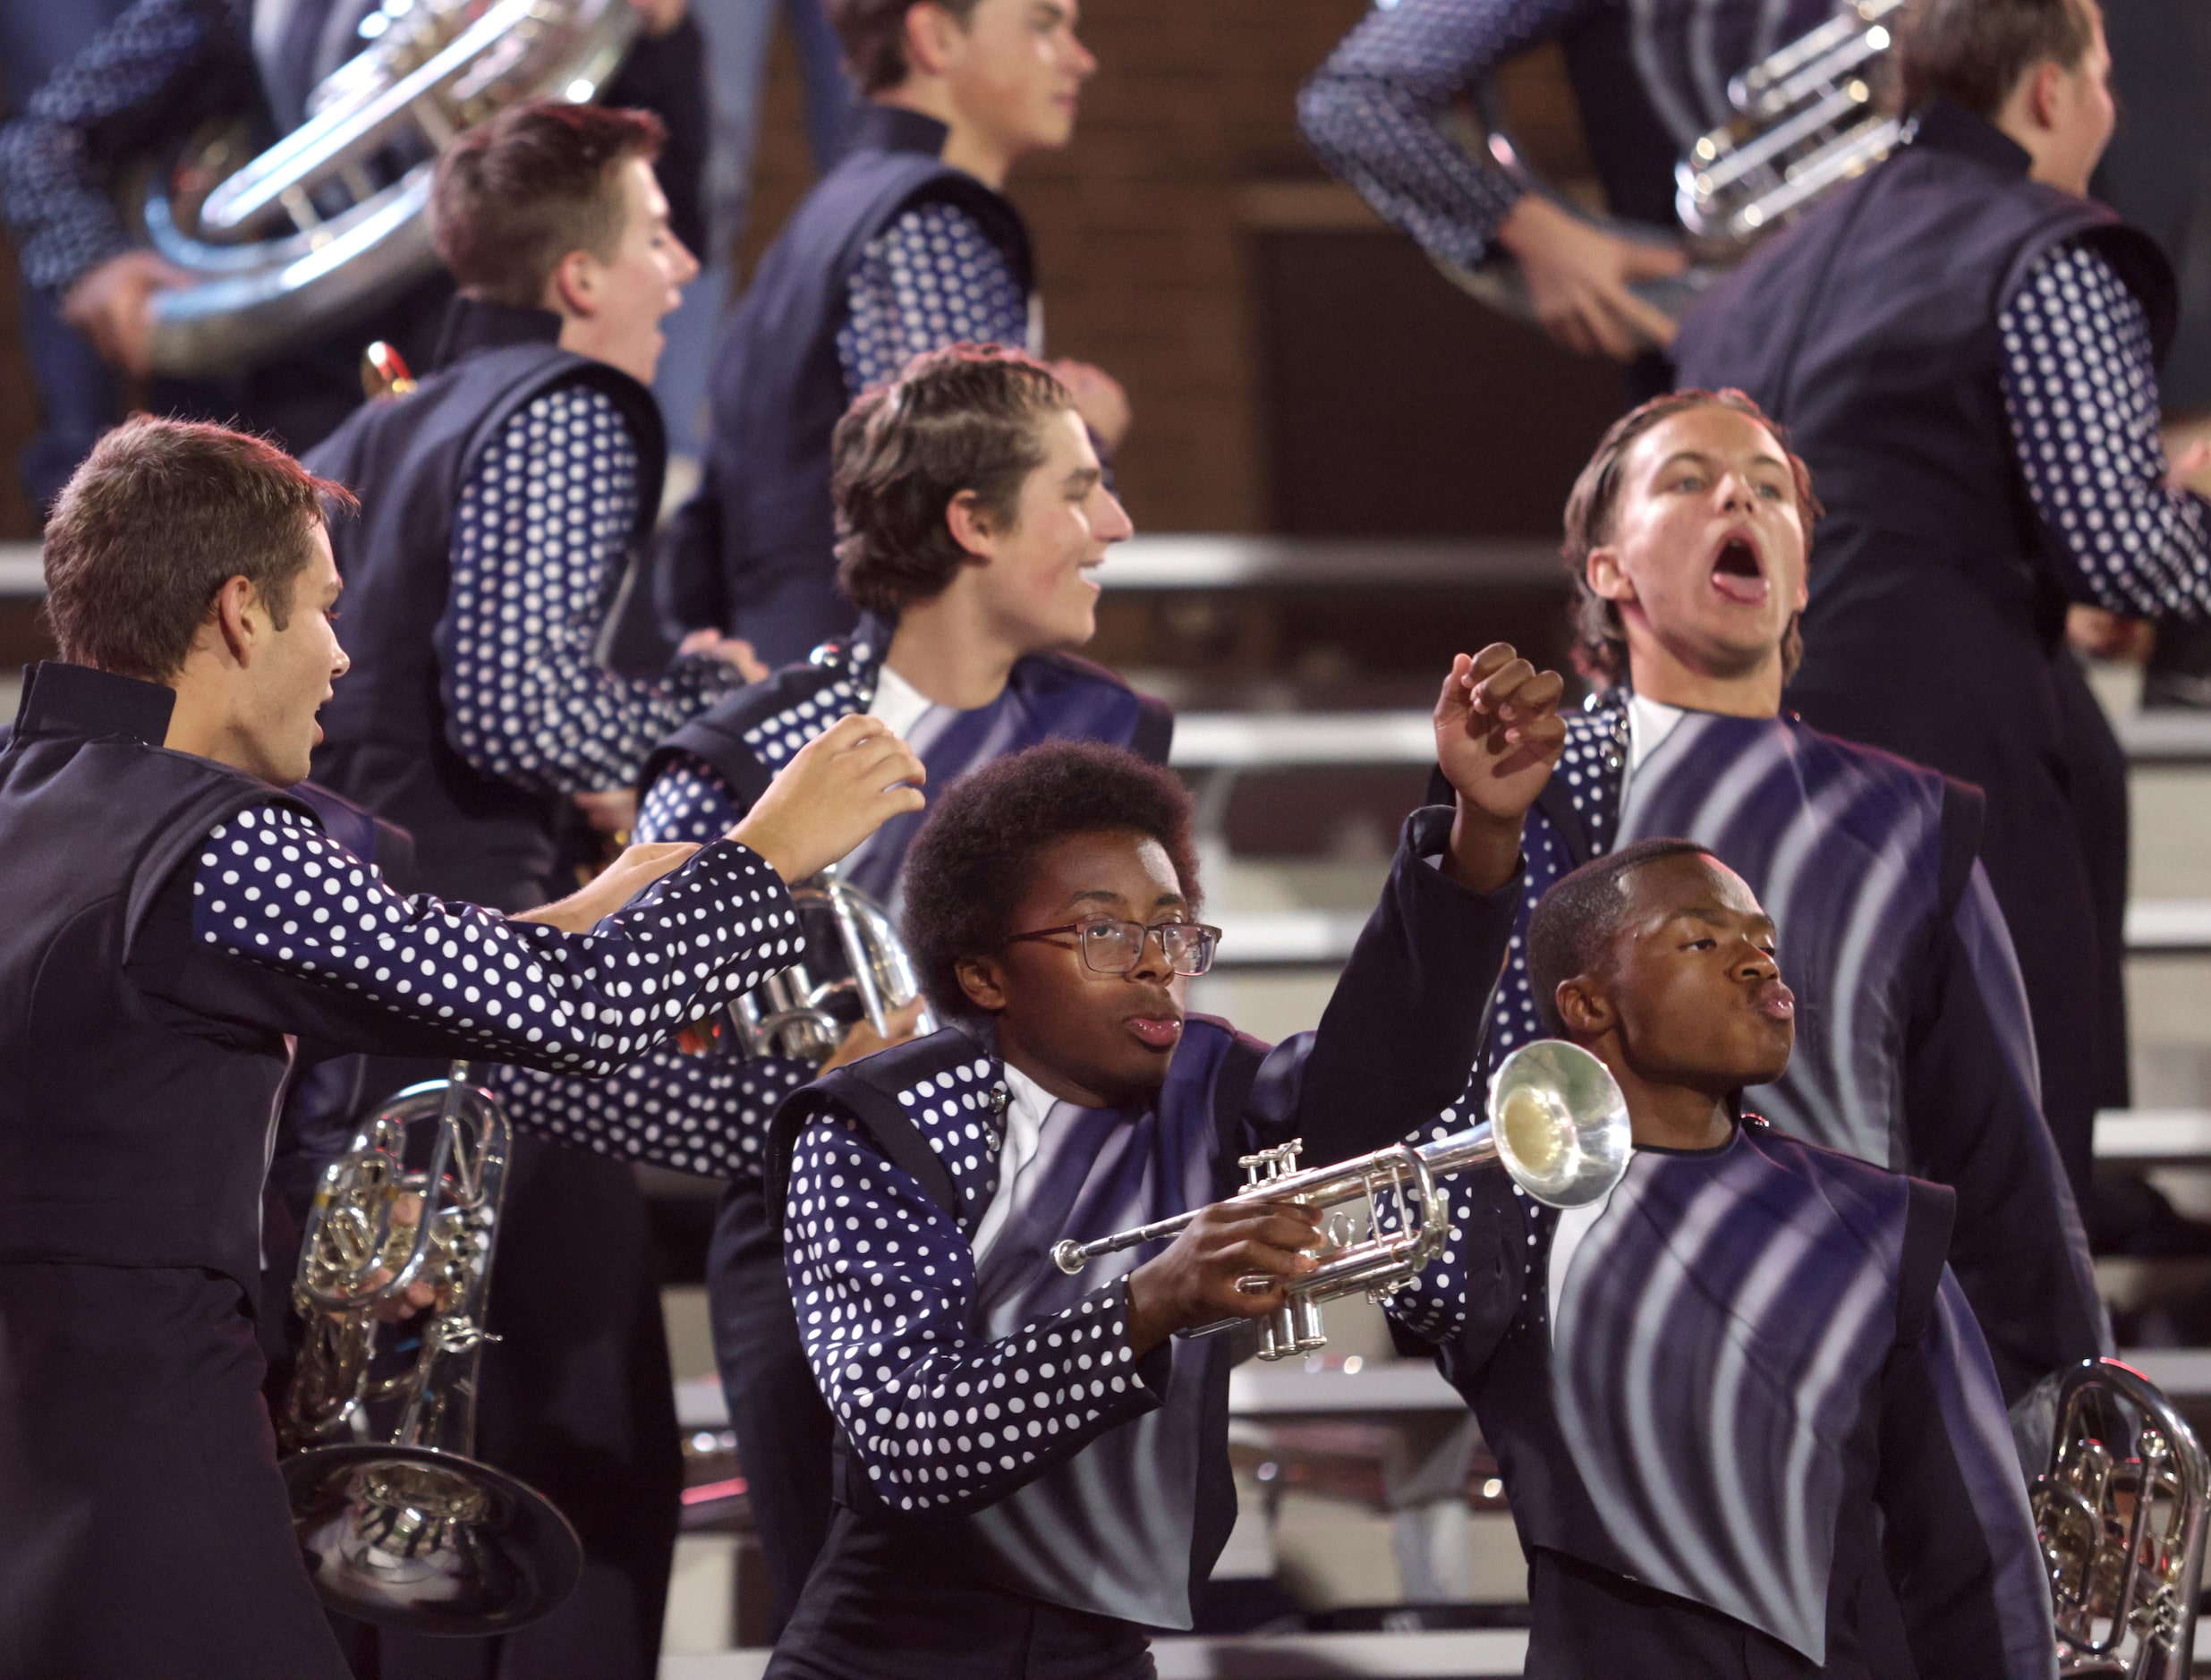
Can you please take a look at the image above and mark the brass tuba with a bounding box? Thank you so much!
[2034,1357,2210,1678]
[136,0,638,378]
[1051,1039,1633,1362]
[281,1064,583,1633]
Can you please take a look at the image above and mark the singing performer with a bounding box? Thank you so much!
[658,0,1133,665]
[0,416,922,1680]
[754,649,1561,1676]
[492,343,1169,1627]
[1673,0,2211,1214]
[300,98,757,1678]
[1390,842,2055,1679]
[1449,389,2103,1408]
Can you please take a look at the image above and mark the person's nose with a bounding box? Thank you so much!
[330,643,351,680]
[1094,487,1135,544]
[1733,937,1776,982]
[1125,924,1173,982]
[670,236,701,288]
[1068,33,1098,79]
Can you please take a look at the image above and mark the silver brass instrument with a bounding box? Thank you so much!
[1435,0,1902,327]
[707,870,939,1065]
[1051,1039,1633,1362]
[137,0,638,378]
[281,1063,583,1633]
[2033,1357,2210,1678]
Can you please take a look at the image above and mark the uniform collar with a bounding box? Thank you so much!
[849,103,953,161]
[431,296,566,370]
[11,661,175,747]
[1905,97,2035,179]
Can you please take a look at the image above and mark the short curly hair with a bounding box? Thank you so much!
[832,344,1076,619]
[1560,389,1820,686]
[1526,838,1720,1035]
[900,741,1203,1021]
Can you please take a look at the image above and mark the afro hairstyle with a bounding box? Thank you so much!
[900,740,1202,1021]
[1525,838,1721,1036]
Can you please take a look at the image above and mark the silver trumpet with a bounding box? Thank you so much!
[1051,1039,1633,1362]
[2034,1357,2210,1678]
[281,1064,583,1633]
[135,0,637,377]
[708,870,938,1065]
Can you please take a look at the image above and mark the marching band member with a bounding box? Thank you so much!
[301,98,756,1679]
[658,0,1133,665]
[1673,0,2211,1216]
[0,415,922,1680]
[496,343,1169,1627]
[754,649,1560,1676]
[1455,389,2104,1408]
[1390,842,2056,1679]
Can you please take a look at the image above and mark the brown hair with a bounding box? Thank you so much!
[827,0,986,95]
[430,99,666,308]
[1896,0,2098,118]
[831,344,1076,619]
[1560,389,1820,686]
[43,416,355,681]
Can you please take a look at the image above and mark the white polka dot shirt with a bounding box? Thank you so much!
[443,384,741,796]
[1998,240,2211,616]
[836,201,1033,396]
[188,802,802,1077]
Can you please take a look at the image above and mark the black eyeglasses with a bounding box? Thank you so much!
[1003,917,1223,978]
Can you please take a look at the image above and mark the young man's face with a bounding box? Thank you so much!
[963,404,1133,653]
[241,522,348,787]
[1575,853,1796,1099]
[939,0,1097,160]
[960,827,1191,1108]
[1586,405,1810,690]
[566,156,699,385]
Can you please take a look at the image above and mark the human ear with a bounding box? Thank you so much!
[210,574,259,664]
[546,249,600,320]
[956,953,1010,1014]
[2028,59,2066,131]
[944,489,997,561]
[1586,546,1637,607]
[903,1,963,78]
[1552,975,1613,1038]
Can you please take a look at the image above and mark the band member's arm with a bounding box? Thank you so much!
[1297,0,1578,268]
[636,756,746,844]
[487,1048,811,1178]
[440,386,745,796]
[1905,862,2110,1403]
[1382,1153,1530,1369]
[140,802,802,1075]
[1875,1274,2062,1678]
[837,200,1032,395]
[2000,241,2211,615]
[783,1112,1169,1515]
[0,0,238,295]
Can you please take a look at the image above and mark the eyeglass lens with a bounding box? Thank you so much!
[1077,919,1217,976]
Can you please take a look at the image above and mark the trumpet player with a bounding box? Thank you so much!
[1387,842,2056,1679]
[492,341,1169,1630]
[1450,389,2105,1414]
[753,646,1560,1676]
[0,416,925,1680]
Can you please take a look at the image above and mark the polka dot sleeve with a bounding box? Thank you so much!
[783,1113,1168,1515]
[1999,241,2211,617]
[189,803,801,1076]
[634,757,744,846]
[444,384,741,796]
[836,200,1033,397]
[0,0,234,293]
[488,1046,808,1183]
[1297,0,1575,269]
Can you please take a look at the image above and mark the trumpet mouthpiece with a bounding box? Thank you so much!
[1051,1239,1088,1275]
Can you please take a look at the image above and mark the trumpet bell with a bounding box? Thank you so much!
[285,1443,583,1634]
[1488,1039,1632,1209]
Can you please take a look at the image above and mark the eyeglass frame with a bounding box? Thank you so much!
[1000,915,1225,978]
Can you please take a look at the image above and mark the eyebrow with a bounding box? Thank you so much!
[1034,0,1071,21]
[1670,905,1776,937]
[1064,465,1101,494]
[1652,449,1790,478]
[1064,887,1186,912]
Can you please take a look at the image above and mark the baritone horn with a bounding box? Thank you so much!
[135,0,637,378]
[1052,1039,1633,1362]
[2034,1356,2209,1679]
[281,1064,583,1633]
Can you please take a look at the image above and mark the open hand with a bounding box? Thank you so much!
[1124,1198,1323,1357]
[1050,359,1132,454]
[61,250,187,377]
[1434,645,1565,892]
[730,714,926,884]
[1496,196,1683,361]
[513,840,701,932]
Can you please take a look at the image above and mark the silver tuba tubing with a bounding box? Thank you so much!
[1050,1039,1633,1362]
[718,870,940,1065]
[281,1063,583,1633]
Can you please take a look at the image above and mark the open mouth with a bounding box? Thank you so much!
[1126,1014,1183,1050]
[1709,535,1768,607]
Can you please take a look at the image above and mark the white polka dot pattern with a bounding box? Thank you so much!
[635,759,742,846]
[0,0,234,292]
[1298,0,1566,268]
[189,803,803,1077]
[782,1109,1160,1514]
[2000,241,2211,615]
[489,1046,809,1180]
[837,202,1031,396]
[445,385,740,795]
[732,637,877,769]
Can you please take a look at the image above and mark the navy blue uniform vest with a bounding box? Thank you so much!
[0,663,318,1296]
[656,106,1034,662]
[305,298,667,909]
